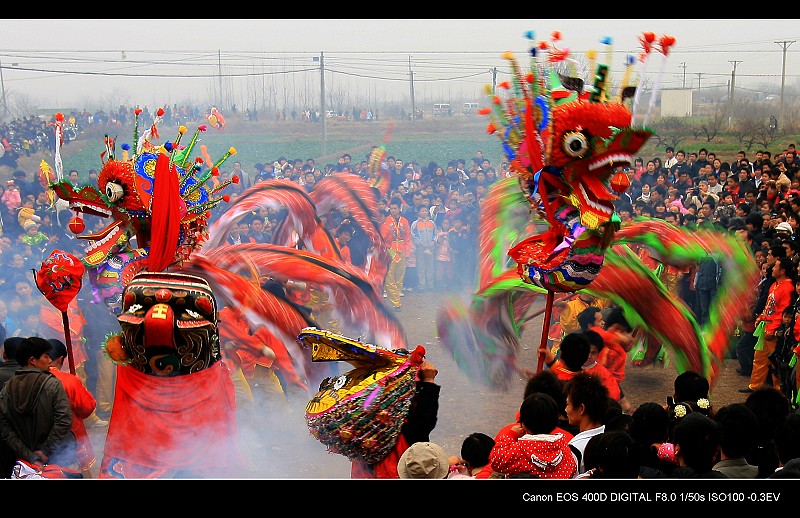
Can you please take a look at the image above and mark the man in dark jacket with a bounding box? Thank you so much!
[693,252,722,326]
[0,337,22,390]
[0,337,76,476]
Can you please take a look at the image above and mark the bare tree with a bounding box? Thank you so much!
[93,87,136,114]
[7,91,41,120]
[781,100,800,134]
[729,99,765,151]
[650,116,690,150]
[698,102,727,143]
[296,72,315,114]
[753,125,782,151]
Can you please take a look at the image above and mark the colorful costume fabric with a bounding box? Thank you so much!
[99,362,238,478]
[98,272,241,478]
[298,328,435,478]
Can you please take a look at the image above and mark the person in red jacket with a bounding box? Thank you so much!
[539,332,590,383]
[47,339,97,478]
[380,199,412,312]
[745,256,796,393]
[595,307,636,413]
[493,369,578,465]
[218,305,299,416]
[582,330,622,402]
[490,392,577,479]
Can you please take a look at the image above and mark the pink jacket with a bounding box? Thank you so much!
[1,188,21,211]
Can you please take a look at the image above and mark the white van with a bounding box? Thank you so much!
[432,103,452,116]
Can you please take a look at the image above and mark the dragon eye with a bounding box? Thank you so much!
[562,131,590,158]
[105,182,124,202]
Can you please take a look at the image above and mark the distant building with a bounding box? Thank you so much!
[660,89,693,117]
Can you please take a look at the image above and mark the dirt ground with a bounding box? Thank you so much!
[88,285,751,479]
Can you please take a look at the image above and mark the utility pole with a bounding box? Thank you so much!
[728,60,742,105]
[319,51,326,156]
[695,72,704,91]
[680,62,687,88]
[492,67,497,92]
[775,40,795,131]
[0,59,7,121]
[727,61,741,128]
[217,50,223,109]
[409,56,416,122]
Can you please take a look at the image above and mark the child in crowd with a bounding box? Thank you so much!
[434,218,453,290]
[490,393,577,479]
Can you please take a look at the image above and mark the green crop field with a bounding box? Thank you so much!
[48,119,502,180]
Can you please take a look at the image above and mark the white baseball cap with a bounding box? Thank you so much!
[776,221,793,234]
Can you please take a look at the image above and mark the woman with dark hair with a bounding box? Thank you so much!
[581,430,640,478]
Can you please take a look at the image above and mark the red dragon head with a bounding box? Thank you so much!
[47,111,238,313]
[482,35,661,232]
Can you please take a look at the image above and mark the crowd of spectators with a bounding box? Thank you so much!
[2,121,800,479]
[0,105,206,169]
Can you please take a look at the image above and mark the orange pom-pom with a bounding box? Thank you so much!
[134,109,142,115]
[103,334,130,364]
[198,125,208,132]
[658,35,676,56]
[526,73,535,84]
[486,123,496,134]
[55,112,64,122]
[222,195,230,202]
[195,157,204,164]
[156,107,165,117]
[493,95,501,105]
[477,107,491,115]
[497,81,510,89]
[211,166,219,176]
[232,175,239,184]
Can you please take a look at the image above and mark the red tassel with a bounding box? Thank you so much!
[410,345,426,366]
[148,153,181,272]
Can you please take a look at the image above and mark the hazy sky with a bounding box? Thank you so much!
[1,19,798,110]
